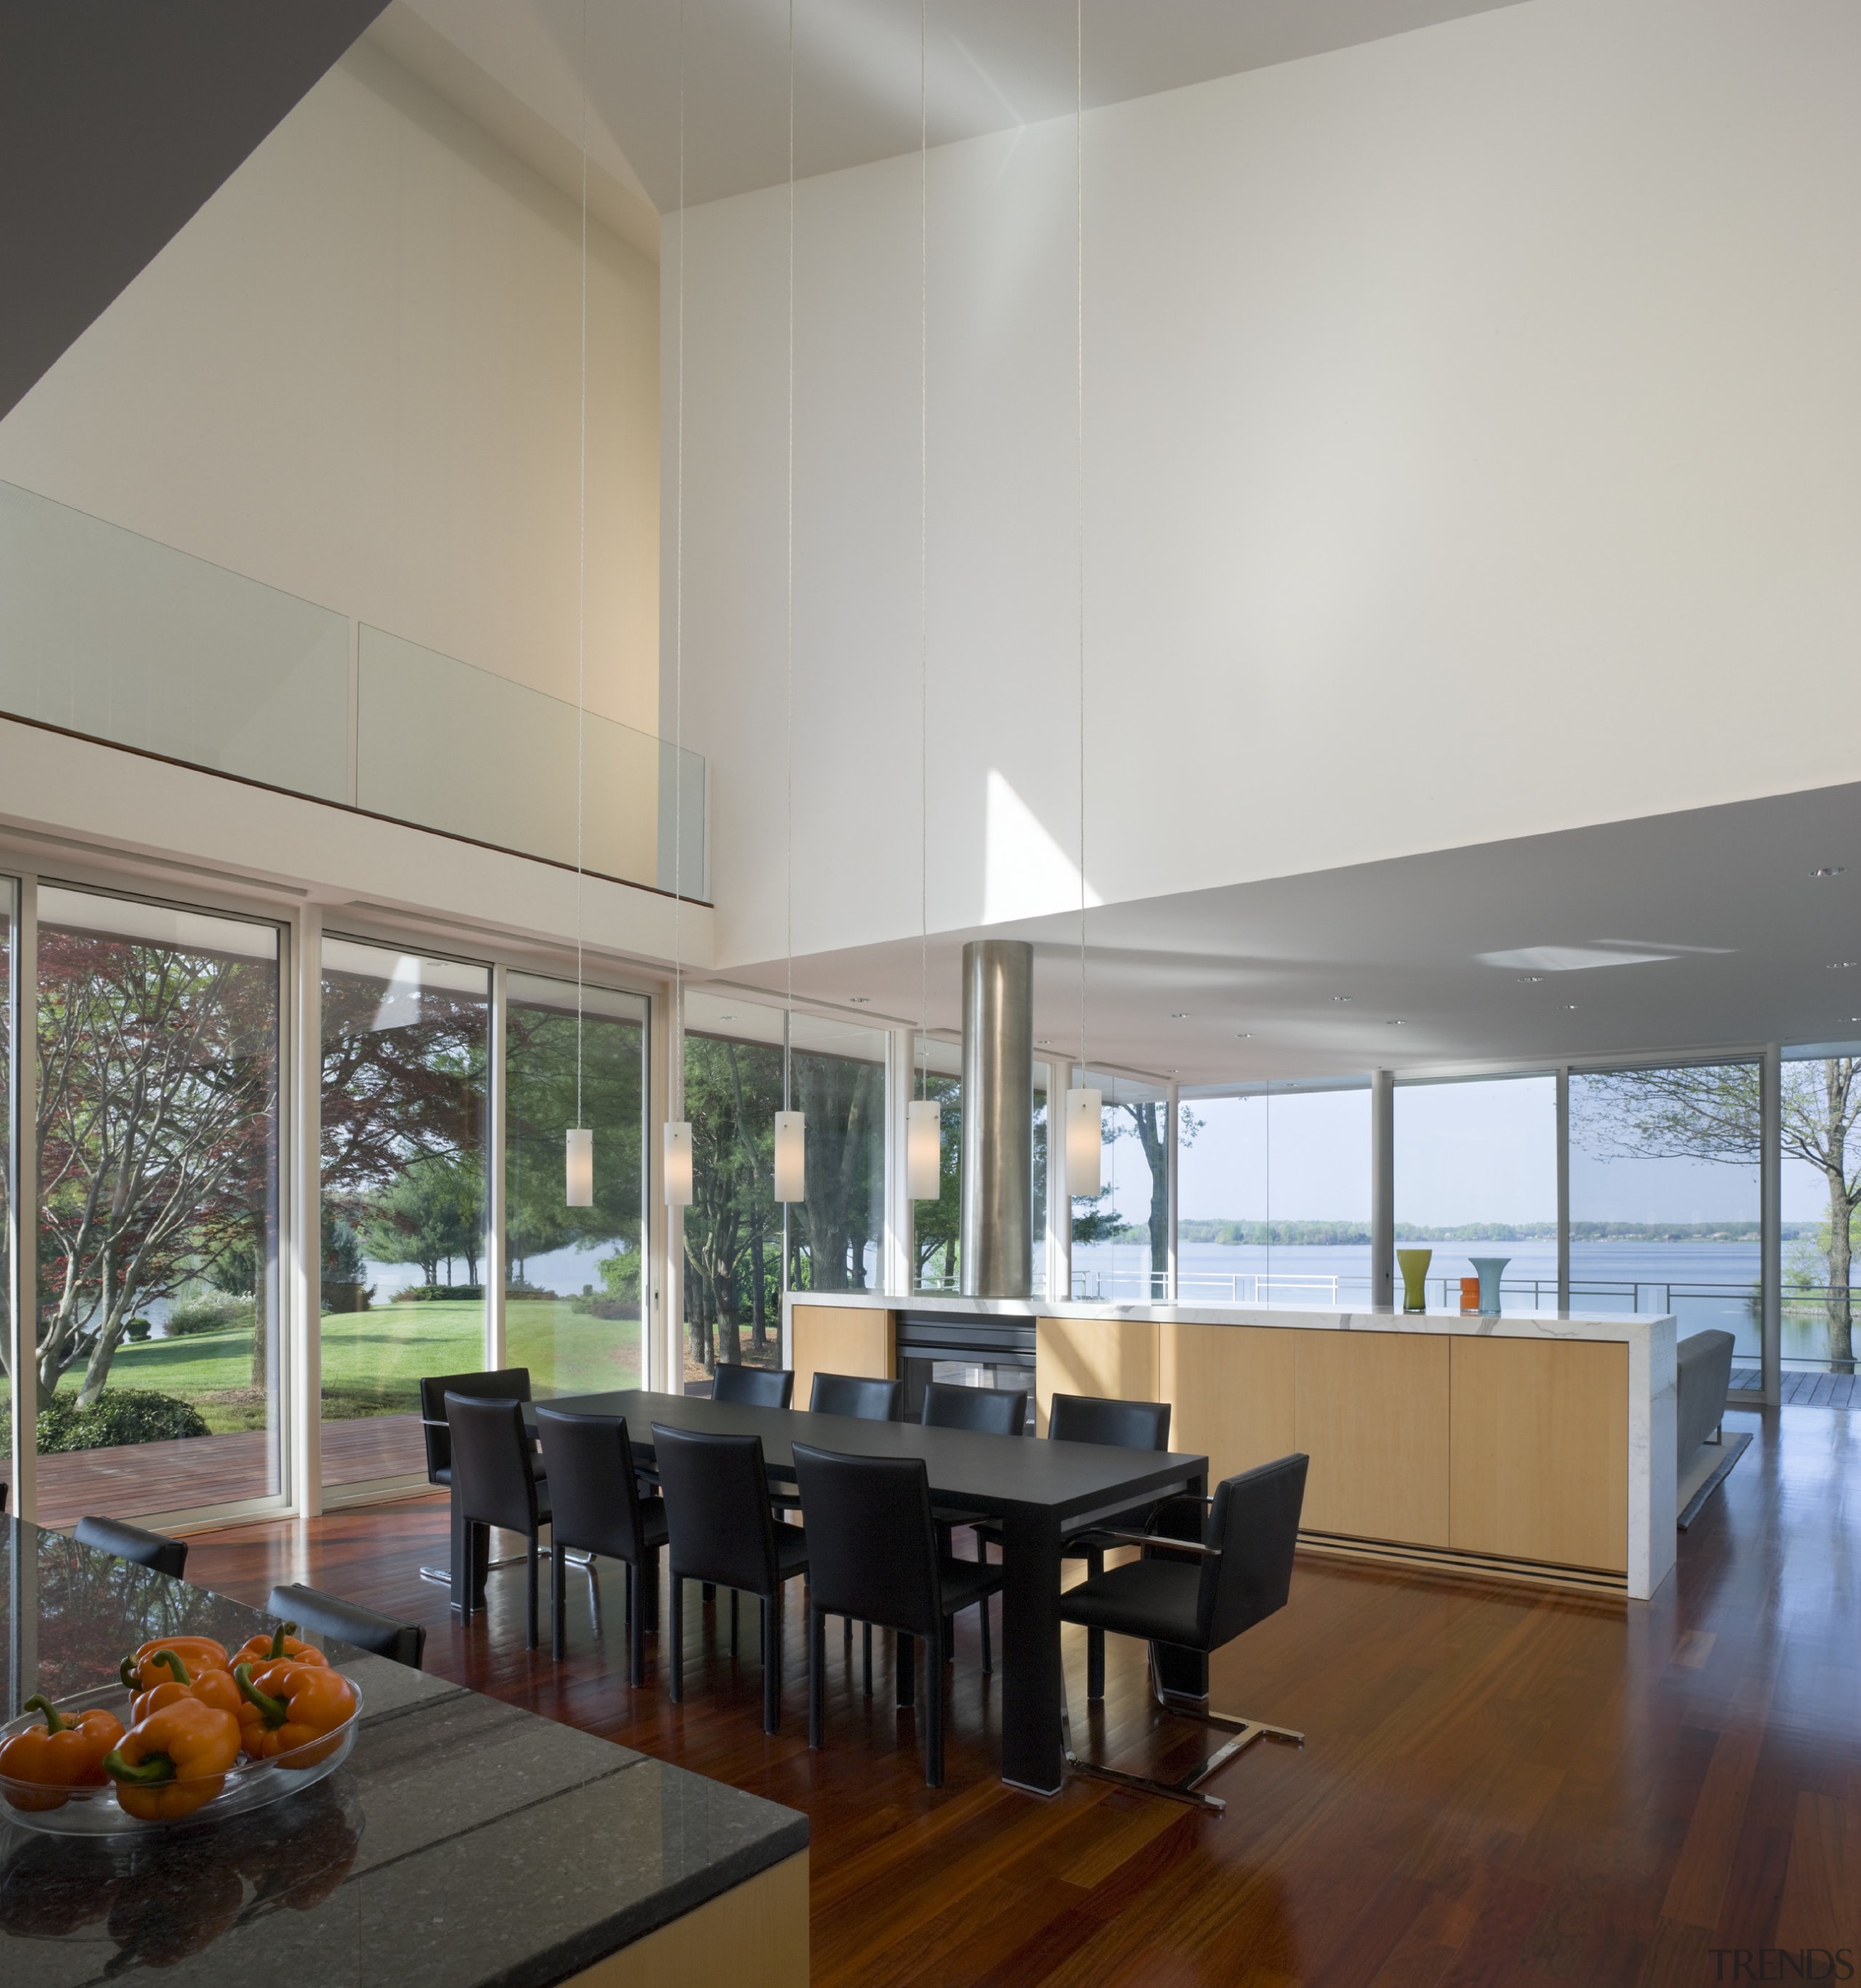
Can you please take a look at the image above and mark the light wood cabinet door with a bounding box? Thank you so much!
[1036,1317,1160,1435]
[1159,1323,1299,1485]
[790,1305,893,1411]
[1294,1332,1451,1547]
[1450,1338,1628,1572]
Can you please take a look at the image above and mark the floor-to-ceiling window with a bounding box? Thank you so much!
[678,993,886,1386]
[1569,1062,1762,1356]
[505,974,648,1398]
[1395,1074,1557,1308]
[1071,1074,1170,1300]
[1779,1045,1858,1373]
[318,938,489,1487]
[910,1041,961,1294]
[29,887,281,1527]
[1174,1081,1371,1305]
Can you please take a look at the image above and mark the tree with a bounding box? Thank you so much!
[1571,1062,1860,1371]
[681,1033,784,1369]
[1095,1099,1202,1295]
[17,930,276,1405]
[361,1151,484,1286]
[793,1051,883,1294]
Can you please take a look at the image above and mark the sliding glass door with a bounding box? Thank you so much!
[318,939,489,1489]
[505,974,648,1398]
[31,887,281,1528]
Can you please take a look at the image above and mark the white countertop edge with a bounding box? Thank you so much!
[783,1288,1673,1343]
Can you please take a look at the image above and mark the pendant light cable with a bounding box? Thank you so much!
[674,0,686,1057]
[784,0,795,1119]
[575,0,589,1131]
[917,0,928,1110]
[1074,0,1086,1082]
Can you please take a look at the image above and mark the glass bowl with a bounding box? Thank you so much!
[0,1678,362,1836]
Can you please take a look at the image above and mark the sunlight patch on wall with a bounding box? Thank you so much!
[983,767,1100,925]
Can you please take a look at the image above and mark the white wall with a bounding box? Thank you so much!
[671,0,1861,969]
[0,36,659,737]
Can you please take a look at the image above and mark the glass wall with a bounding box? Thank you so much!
[31,888,280,1527]
[911,1041,962,1293]
[1175,1081,1371,1305]
[1569,1063,1762,1355]
[1779,1047,1859,1371]
[505,974,648,1399]
[319,939,489,1487]
[1395,1075,1557,1308]
[1072,1074,1170,1300]
[679,994,887,1388]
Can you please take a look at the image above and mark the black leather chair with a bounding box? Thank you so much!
[1058,1452,1309,1813]
[418,1367,536,1588]
[920,1380,1026,1673]
[534,1405,667,1680]
[265,1583,426,1670]
[792,1443,1005,1786]
[804,1371,904,1693]
[445,1392,551,1648]
[809,1371,903,1420]
[652,1422,808,1734]
[975,1392,1173,1698]
[710,1364,794,1408]
[73,1515,188,1579]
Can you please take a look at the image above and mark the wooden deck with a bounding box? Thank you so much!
[1732,1364,1859,1406]
[176,1397,1860,1986]
[0,1413,427,1528]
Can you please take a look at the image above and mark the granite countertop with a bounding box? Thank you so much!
[0,1518,806,1987]
[789,1287,1677,1342]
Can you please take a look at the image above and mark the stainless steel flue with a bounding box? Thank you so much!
[960,939,1034,1298]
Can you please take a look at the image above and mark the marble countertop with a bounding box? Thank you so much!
[0,1518,806,1987]
[788,1288,1674,1344]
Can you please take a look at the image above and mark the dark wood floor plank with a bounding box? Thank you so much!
[172,1404,1861,1987]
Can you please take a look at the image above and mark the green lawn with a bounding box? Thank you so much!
[8,1300,642,1435]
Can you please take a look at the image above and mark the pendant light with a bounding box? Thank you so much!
[908,0,939,1206]
[664,0,694,1210]
[774,0,805,1205]
[566,0,594,1210]
[1061,0,1101,1204]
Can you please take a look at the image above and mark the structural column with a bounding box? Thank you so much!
[9,875,38,1526]
[1165,1082,1180,1303]
[959,940,1034,1299]
[1556,1067,1571,1311]
[1370,1070,1394,1308]
[485,962,507,1371]
[288,902,323,1518]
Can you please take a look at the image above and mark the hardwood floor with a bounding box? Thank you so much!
[180,1405,1859,1985]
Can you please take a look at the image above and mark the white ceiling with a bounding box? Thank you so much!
[702,782,1861,1086]
[387,0,1527,214]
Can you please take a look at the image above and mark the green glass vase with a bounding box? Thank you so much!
[1396,1248,1432,1313]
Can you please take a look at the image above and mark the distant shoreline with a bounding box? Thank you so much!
[1168,1219,1789,1247]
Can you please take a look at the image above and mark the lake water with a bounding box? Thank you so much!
[1072,1239,1852,1364]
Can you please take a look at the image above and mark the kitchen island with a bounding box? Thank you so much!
[786,1291,1677,1600]
[0,1517,808,1986]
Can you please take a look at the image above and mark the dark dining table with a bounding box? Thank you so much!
[447,1387,1210,1795]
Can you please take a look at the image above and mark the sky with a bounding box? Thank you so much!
[1097,1072,1829,1227]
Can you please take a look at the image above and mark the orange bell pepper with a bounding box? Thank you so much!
[132,1651,266,1757]
[119,1635,229,1693]
[104,1699,241,1821]
[235,1660,358,1767]
[0,1696,126,1812]
[230,1621,328,1672]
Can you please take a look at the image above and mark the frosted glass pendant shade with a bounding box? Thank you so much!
[566,1127,594,1208]
[1064,1087,1102,1198]
[664,1121,694,1206]
[773,1110,806,1201]
[907,1099,941,1200]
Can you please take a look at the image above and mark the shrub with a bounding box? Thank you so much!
[38,1388,211,1451]
[124,1318,153,1342]
[390,1285,483,1303]
[166,1291,252,1336]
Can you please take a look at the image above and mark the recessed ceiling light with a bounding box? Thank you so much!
[1237,1032,1253,1039]
[1036,1038,1052,1046]
[1386,1019,1405,1026]
[1170,1011,1189,1019]
[1517,974,1546,984]
[718,1014,735,1022]
[1829,962,1858,970]
[849,995,871,1003]
[1813,866,1846,878]
[1564,1003,1579,1011]
[1332,995,1353,1003]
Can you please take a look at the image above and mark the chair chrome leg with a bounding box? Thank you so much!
[1056,1657,1302,1816]
[422,1539,597,1587]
